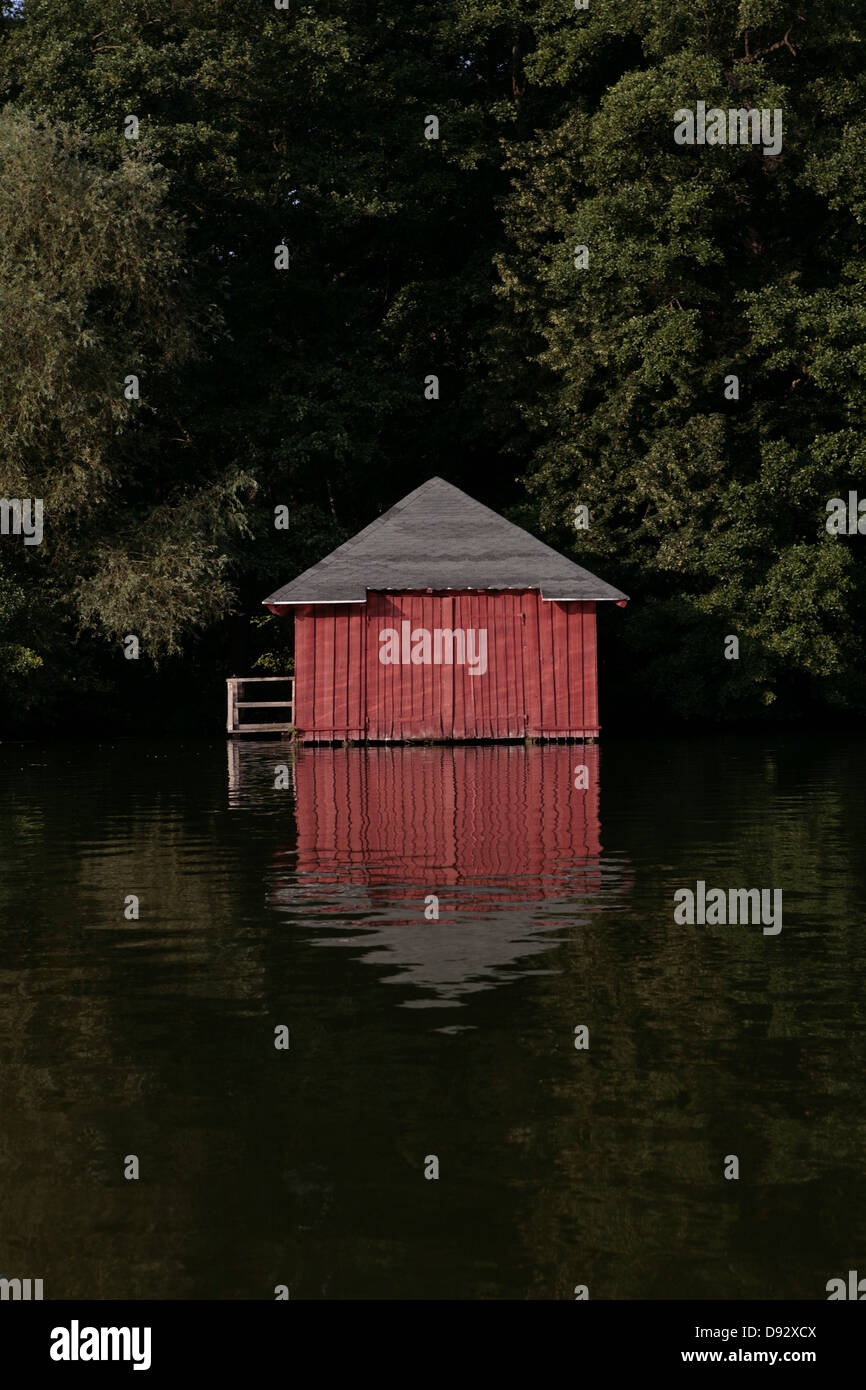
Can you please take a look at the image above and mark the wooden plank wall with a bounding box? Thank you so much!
[294,603,366,740]
[294,591,599,742]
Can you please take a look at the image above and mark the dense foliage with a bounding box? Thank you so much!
[1,0,864,731]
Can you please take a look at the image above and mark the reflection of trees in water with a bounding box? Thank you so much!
[499,738,866,1299]
[0,738,863,1297]
[0,744,278,1296]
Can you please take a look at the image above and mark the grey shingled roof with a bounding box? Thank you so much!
[263,476,628,605]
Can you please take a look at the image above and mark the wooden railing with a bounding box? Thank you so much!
[226,675,294,736]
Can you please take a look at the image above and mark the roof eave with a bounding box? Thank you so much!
[265,588,629,608]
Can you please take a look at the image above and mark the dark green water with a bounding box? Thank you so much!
[1,735,864,1300]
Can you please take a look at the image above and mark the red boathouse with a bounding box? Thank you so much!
[262,477,627,743]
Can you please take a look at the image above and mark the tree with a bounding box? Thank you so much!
[0,106,245,720]
[2,1,865,726]
[0,1,527,715]
[494,0,866,718]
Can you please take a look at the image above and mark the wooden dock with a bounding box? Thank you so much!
[226,675,294,736]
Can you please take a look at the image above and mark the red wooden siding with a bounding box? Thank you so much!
[293,602,366,739]
[289,743,602,907]
[292,589,599,743]
[521,593,598,738]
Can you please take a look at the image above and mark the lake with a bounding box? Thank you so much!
[1,734,864,1299]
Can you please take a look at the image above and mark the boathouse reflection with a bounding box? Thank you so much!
[265,743,626,1009]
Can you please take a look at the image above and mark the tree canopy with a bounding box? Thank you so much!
[1,0,864,730]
